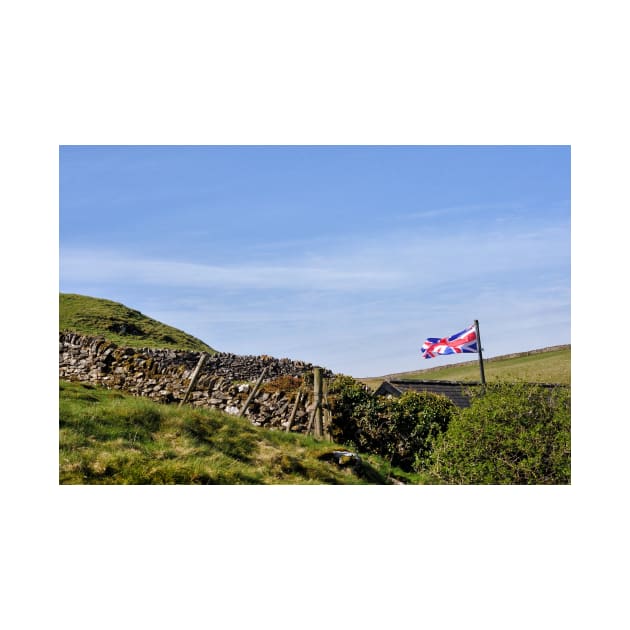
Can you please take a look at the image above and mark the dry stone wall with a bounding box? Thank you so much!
[59,333,333,432]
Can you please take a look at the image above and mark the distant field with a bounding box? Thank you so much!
[359,347,571,389]
[60,293,215,353]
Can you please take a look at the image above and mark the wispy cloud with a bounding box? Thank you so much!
[60,249,403,291]
[61,216,569,297]
[405,201,525,220]
[60,214,570,375]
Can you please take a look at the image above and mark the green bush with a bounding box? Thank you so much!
[425,383,571,484]
[327,375,386,451]
[389,392,456,471]
[327,376,456,471]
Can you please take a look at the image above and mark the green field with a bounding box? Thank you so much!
[59,380,413,485]
[60,293,215,353]
[359,347,570,388]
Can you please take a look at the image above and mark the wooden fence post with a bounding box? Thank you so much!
[179,353,207,407]
[239,367,268,417]
[313,367,323,438]
[323,377,332,441]
[285,390,302,432]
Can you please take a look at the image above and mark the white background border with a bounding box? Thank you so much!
[2,1,627,628]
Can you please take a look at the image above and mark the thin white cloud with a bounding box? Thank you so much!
[60,215,569,375]
[61,217,569,296]
[405,201,525,220]
[60,249,403,291]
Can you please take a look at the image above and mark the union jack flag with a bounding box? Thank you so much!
[421,324,478,359]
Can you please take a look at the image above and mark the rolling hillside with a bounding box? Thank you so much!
[60,293,215,353]
[359,345,571,388]
[59,380,411,484]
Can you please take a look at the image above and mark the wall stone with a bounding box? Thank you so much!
[59,333,333,433]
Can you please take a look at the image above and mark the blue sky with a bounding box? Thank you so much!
[59,145,570,376]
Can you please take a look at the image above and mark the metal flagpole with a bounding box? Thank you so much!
[473,319,486,387]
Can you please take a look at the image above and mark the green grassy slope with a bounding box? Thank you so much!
[59,380,409,485]
[60,293,215,353]
[359,347,571,388]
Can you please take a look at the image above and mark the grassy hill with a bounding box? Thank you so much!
[359,346,571,389]
[60,293,215,353]
[59,380,413,484]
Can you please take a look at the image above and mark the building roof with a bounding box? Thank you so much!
[373,379,568,409]
[374,380,477,408]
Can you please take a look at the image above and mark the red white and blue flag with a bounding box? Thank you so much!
[421,324,478,359]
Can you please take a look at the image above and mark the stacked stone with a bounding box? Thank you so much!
[186,382,310,432]
[59,332,325,433]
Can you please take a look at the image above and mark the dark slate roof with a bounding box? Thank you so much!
[373,380,480,408]
[373,380,568,409]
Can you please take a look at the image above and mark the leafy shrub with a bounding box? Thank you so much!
[425,383,571,484]
[389,392,456,471]
[326,375,378,445]
[327,376,456,471]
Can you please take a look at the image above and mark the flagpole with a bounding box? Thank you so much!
[474,319,486,387]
